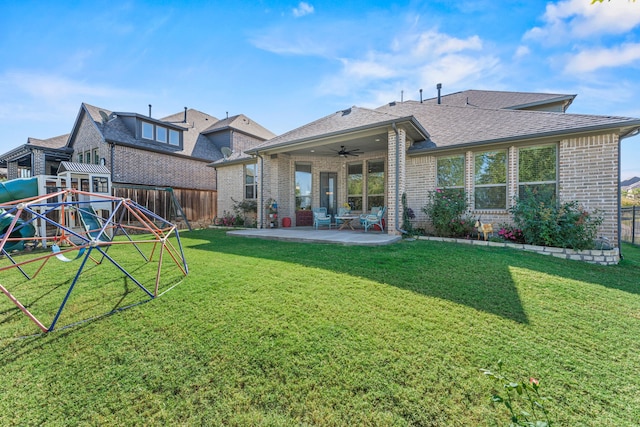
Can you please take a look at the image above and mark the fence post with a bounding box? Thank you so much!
[633,206,637,245]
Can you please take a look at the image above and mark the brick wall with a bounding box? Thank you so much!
[216,163,246,216]
[71,114,107,165]
[113,145,216,191]
[405,132,621,243]
[559,132,619,243]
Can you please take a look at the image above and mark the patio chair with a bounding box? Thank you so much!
[312,207,332,229]
[363,206,386,232]
[359,206,380,228]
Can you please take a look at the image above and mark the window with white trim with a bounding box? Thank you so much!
[169,129,180,146]
[347,162,363,211]
[437,155,465,190]
[518,145,557,200]
[245,163,257,199]
[474,150,507,209]
[366,160,385,210]
[156,126,167,143]
[142,122,154,140]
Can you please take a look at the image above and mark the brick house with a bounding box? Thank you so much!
[0,134,72,178]
[1,103,275,222]
[213,89,640,246]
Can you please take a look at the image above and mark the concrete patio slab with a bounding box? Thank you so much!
[226,227,401,246]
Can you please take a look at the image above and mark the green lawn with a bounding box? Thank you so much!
[1,229,639,426]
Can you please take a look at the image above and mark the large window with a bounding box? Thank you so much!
[347,163,363,210]
[474,150,507,209]
[245,164,257,199]
[519,145,557,199]
[367,160,385,210]
[295,163,312,210]
[437,155,465,189]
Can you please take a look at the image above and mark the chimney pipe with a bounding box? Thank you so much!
[148,104,152,117]
[420,89,423,103]
[401,90,404,102]
[184,107,187,123]
[436,83,442,104]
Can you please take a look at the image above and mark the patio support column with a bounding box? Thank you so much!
[7,161,18,180]
[388,125,407,235]
[32,149,46,176]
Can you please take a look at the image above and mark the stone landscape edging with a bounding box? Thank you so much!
[415,236,620,265]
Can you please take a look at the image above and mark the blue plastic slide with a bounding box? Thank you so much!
[0,177,39,251]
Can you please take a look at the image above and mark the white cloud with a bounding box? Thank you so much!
[0,71,135,121]
[318,28,499,101]
[514,45,531,58]
[292,2,314,18]
[525,0,640,41]
[565,43,640,73]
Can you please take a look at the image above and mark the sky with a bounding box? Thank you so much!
[1,0,639,179]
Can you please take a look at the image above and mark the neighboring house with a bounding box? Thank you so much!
[0,134,72,178]
[622,177,640,198]
[214,89,640,246]
[1,103,275,222]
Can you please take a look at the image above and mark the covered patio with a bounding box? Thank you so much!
[226,227,402,246]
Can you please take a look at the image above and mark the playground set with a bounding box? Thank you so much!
[0,162,188,333]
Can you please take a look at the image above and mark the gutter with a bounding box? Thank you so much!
[407,119,640,156]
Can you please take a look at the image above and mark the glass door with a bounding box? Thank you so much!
[320,172,337,217]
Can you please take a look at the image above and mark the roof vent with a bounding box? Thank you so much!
[437,83,442,104]
[184,107,187,123]
[148,104,152,118]
[341,108,352,116]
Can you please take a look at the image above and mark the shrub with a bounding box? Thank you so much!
[497,224,525,243]
[214,211,243,227]
[510,188,603,250]
[422,188,474,238]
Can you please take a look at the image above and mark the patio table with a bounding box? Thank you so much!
[335,215,359,230]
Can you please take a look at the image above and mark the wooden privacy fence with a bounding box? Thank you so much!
[112,184,217,230]
[621,206,639,245]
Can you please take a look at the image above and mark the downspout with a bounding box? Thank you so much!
[255,151,264,229]
[392,122,407,235]
[618,127,640,259]
[618,136,622,259]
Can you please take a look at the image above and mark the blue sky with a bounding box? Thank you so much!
[1,0,639,179]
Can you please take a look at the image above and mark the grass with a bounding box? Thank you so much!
[1,229,639,426]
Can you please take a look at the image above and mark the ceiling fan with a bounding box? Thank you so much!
[333,145,362,157]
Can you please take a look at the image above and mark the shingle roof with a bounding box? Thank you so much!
[422,89,575,110]
[27,134,70,149]
[250,106,415,151]
[376,101,640,151]
[83,104,222,161]
[203,114,276,140]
